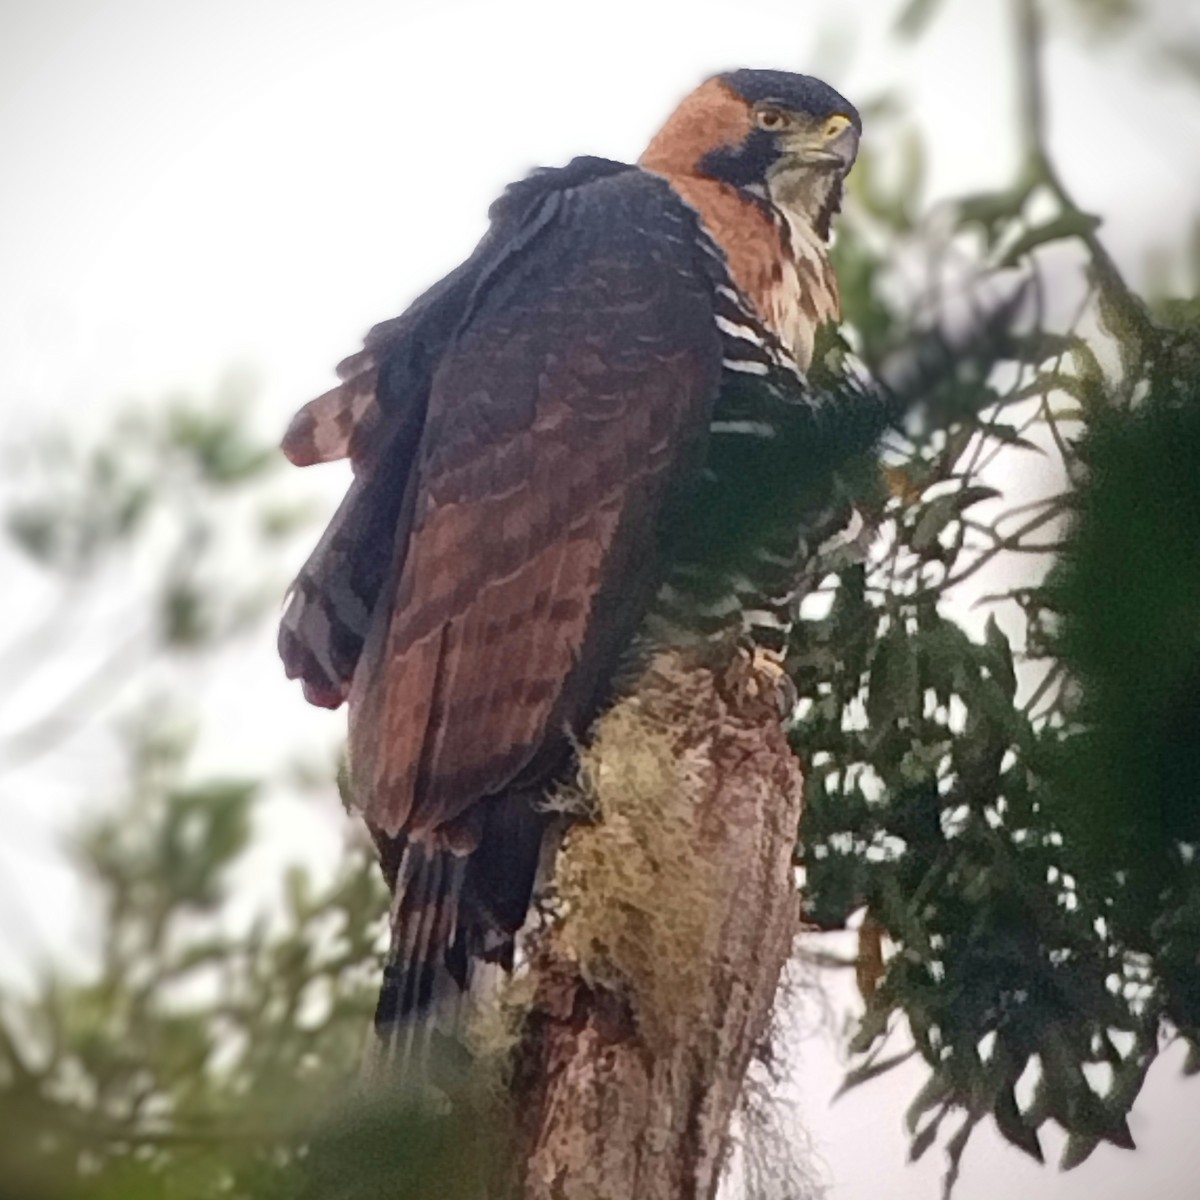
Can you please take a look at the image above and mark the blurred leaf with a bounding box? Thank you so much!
[894,0,947,39]
[836,1048,918,1097]
[1157,39,1200,85]
[1001,212,1103,267]
[1060,0,1141,39]
[955,187,1033,246]
[1184,1043,1200,1076]
[909,1112,945,1162]
[905,1069,954,1134]
[985,423,1043,451]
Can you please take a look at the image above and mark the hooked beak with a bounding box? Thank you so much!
[813,124,859,173]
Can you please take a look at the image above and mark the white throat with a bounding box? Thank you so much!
[760,177,841,370]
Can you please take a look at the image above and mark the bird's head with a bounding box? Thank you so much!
[640,69,861,241]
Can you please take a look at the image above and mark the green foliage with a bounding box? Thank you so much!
[7,370,274,574]
[1048,377,1200,1044]
[0,374,317,781]
[795,0,1200,1188]
[0,390,513,1195]
[0,711,396,1195]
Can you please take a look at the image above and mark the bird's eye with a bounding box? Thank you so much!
[755,108,787,131]
[824,114,852,139]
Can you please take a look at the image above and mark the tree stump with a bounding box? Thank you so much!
[506,651,804,1200]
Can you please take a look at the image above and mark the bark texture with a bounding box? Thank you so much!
[507,651,804,1200]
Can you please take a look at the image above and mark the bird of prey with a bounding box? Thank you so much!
[279,69,881,1064]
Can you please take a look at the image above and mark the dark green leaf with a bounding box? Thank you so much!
[867,624,921,731]
[985,423,1044,452]
[1059,1132,1101,1171]
[912,495,961,551]
[836,1048,917,1098]
[906,1069,954,1133]
[909,1113,944,1162]
[1184,1042,1200,1076]
[993,1086,1043,1162]
[983,616,1017,701]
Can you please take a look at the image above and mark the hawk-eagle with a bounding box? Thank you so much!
[279,69,880,1063]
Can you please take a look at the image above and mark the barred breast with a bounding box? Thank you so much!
[641,176,859,656]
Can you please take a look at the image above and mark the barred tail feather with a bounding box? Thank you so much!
[367,842,471,1089]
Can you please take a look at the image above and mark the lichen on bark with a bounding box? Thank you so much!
[505,650,805,1200]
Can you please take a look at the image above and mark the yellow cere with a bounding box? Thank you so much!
[823,114,852,139]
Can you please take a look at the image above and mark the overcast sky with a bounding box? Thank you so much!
[2,1,1200,1197]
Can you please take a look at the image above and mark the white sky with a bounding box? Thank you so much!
[2,0,1200,1196]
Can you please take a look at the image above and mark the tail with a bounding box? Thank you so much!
[364,795,552,1091]
[367,841,471,1088]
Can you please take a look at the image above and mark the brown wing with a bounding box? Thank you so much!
[280,254,487,471]
[278,253,502,707]
[279,346,382,468]
[346,171,723,839]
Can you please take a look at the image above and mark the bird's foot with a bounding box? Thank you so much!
[725,642,798,719]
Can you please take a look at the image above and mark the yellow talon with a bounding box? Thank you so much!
[725,643,797,717]
[752,645,787,681]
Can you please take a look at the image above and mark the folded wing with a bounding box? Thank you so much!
[341,169,725,838]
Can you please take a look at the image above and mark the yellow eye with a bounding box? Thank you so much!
[824,114,852,139]
[755,107,787,131]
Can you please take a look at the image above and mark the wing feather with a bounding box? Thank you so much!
[281,374,377,468]
[278,237,524,702]
[346,172,723,838]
